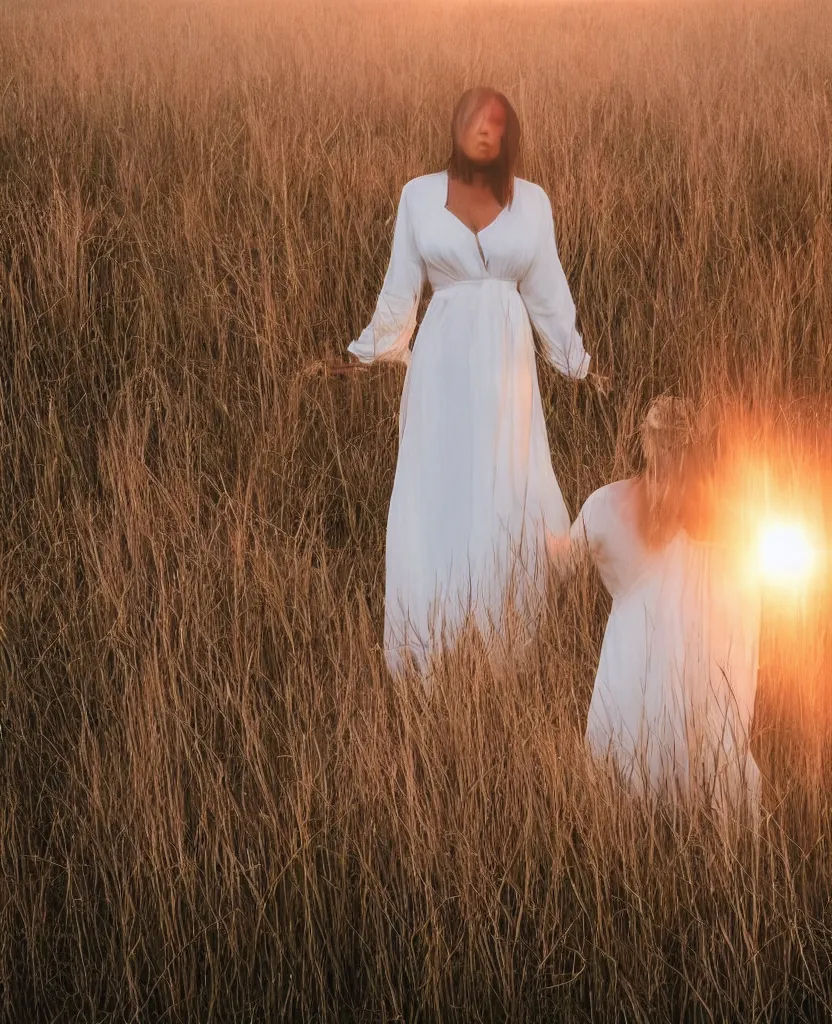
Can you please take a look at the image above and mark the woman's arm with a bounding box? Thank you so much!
[519,187,591,381]
[347,181,425,367]
[547,518,590,580]
[547,491,601,581]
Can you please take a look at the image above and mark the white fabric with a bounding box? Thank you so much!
[349,172,589,675]
[570,479,761,811]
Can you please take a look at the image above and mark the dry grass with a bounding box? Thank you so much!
[2,0,832,1019]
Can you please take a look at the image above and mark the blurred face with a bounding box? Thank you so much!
[458,97,506,166]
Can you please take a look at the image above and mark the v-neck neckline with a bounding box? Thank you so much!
[443,170,507,237]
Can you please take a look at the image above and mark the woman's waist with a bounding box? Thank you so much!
[430,277,520,298]
[415,277,530,354]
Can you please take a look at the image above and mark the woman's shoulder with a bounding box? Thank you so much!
[402,173,548,206]
[585,477,638,510]
[402,171,446,195]
[513,177,551,207]
[579,478,639,533]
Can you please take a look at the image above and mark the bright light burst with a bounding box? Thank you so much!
[757,519,816,586]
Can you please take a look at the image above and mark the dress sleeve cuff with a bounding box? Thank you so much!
[347,337,375,364]
[569,349,591,380]
[348,336,411,367]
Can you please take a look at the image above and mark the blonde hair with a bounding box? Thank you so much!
[638,396,705,547]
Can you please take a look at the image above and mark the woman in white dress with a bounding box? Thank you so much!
[342,87,603,676]
[550,398,762,812]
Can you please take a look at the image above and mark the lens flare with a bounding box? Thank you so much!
[757,519,816,585]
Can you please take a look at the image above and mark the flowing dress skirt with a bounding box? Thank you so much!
[384,278,571,674]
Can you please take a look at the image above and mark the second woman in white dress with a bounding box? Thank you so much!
[550,398,762,812]
[347,88,599,675]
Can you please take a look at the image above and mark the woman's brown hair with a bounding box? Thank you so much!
[447,87,521,207]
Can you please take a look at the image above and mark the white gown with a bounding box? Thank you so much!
[570,479,762,810]
[349,171,590,675]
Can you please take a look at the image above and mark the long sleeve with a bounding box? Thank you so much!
[348,182,425,367]
[519,188,590,379]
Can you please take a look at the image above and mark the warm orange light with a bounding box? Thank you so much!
[757,520,816,586]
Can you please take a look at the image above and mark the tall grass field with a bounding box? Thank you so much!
[2,0,832,1019]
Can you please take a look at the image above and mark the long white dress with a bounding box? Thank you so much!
[569,479,762,810]
[349,171,590,675]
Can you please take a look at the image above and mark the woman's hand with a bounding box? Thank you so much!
[301,353,367,377]
[546,529,575,579]
[304,349,411,377]
[326,351,411,375]
[586,371,611,398]
[326,356,368,376]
